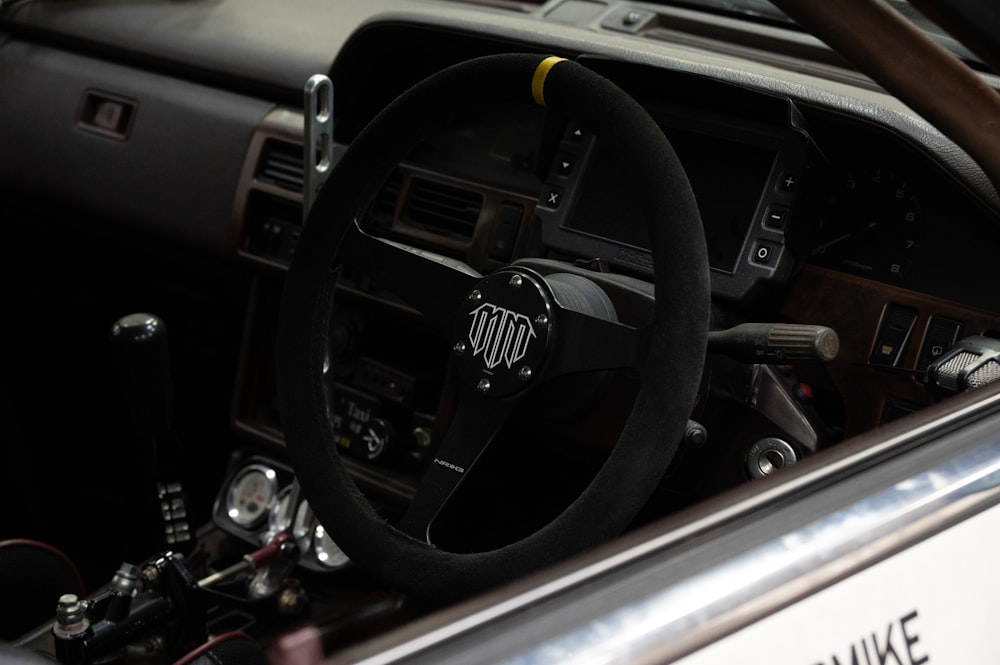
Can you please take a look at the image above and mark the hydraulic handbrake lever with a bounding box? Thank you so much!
[52,553,205,665]
[49,533,301,665]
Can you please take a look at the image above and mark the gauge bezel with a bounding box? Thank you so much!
[225,463,279,528]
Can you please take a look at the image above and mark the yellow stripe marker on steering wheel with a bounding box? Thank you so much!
[531,56,568,106]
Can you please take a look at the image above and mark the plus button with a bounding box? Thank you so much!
[780,173,798,192]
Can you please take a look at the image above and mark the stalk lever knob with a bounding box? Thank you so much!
[707,323,839,364]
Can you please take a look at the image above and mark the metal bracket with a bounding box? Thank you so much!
[303,74,334,223]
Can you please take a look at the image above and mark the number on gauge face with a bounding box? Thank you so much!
[226,464,279,528]
[810,166,922,282]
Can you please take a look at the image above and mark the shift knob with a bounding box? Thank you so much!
[109,313,193,550]
[110,313,173,444]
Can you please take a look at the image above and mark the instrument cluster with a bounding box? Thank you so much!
[806,165,923,283]
[789,109,1000,313]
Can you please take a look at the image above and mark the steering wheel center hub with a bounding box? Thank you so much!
[453,269,552,397]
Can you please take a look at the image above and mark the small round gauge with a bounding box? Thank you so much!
[313,524,351,569]
[810,166,923,281]
[226,464,278,528]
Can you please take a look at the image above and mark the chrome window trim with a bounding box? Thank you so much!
[497,414,1000,664]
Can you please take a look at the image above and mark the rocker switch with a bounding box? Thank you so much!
[917,316,963,371]
[870,304,918,368]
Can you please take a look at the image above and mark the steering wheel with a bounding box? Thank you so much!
[277,53,710,602]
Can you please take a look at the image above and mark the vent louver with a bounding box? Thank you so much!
[370,171,404,223]
[258,140,304,193]
[404,179,482,240]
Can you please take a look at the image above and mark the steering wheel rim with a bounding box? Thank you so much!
[277,53,710,601]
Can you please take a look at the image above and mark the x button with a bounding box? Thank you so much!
[542,189,562,209]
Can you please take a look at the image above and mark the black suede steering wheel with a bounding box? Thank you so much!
[277,54,710,602]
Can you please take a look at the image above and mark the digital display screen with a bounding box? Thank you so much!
[564,127,777,274]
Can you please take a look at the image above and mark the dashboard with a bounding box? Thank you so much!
[218,22,1000,534]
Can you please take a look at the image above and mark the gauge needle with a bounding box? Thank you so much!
[812,233,851,254]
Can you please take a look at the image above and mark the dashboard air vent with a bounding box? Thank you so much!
[258,139,304,193]
[403,178,483,241]
[371,171,404,222]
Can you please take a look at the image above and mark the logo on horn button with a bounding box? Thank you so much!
[468,304,536,371]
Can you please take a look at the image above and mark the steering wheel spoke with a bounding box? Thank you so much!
[339,220,482,332]
[395,388,517,542]
[548,308,649,378]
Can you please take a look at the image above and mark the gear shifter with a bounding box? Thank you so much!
[110,313,193,552]
[110,314,173,445]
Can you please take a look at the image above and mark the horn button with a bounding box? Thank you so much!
[453,269,553,397]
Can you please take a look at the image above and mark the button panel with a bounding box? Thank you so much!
[530,80,810,303]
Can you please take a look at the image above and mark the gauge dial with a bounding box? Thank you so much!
[226,464,278,528]
[810,166,922,281]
